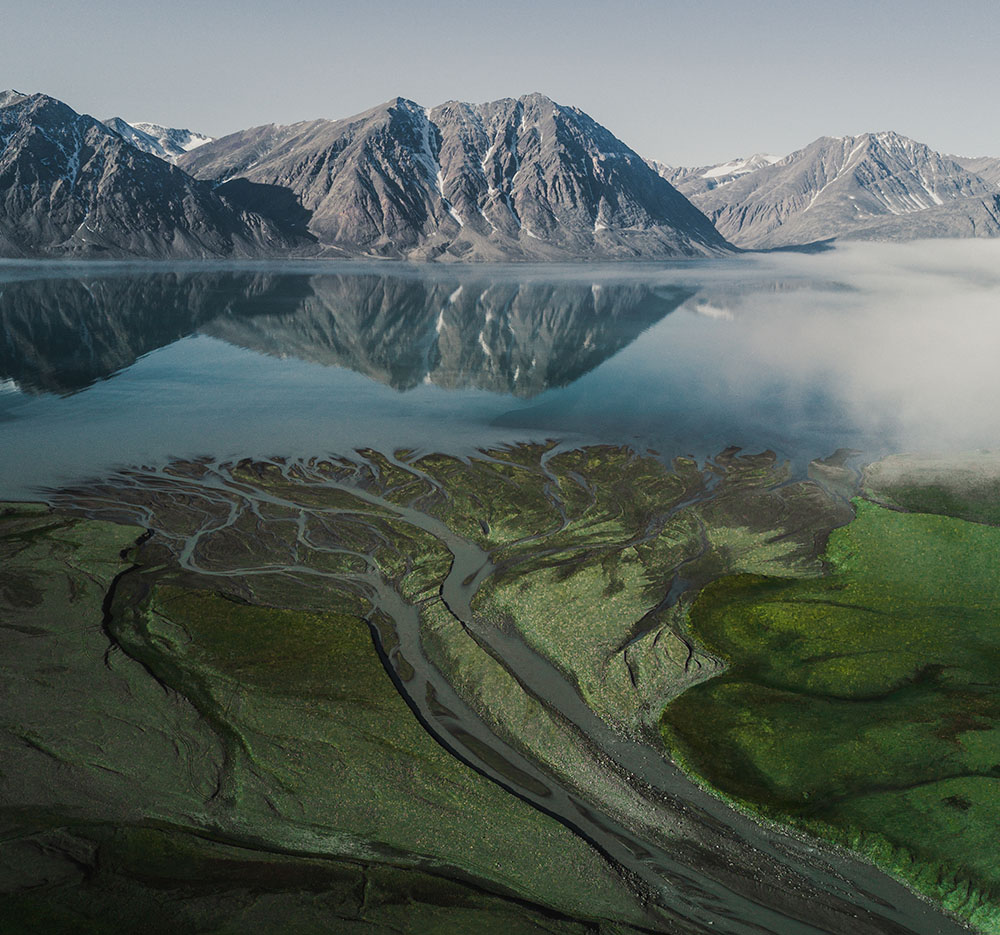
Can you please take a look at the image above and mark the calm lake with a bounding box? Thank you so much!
[3,240,1000,498]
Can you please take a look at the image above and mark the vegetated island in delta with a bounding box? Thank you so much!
[0,443,997,934]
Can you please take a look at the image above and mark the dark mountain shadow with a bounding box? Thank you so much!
[752,239,838,254]
[217,180,317,239]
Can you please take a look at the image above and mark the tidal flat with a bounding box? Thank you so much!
[2,442,994,934]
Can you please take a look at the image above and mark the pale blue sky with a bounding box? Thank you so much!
[2,0,996,165]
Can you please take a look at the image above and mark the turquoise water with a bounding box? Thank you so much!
[3,243,999,497]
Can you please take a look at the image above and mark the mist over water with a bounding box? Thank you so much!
[534,241,1000,459]
[1,241,998,498]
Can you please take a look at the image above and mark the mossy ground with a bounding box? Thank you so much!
[1,824,603,935]
[660,499,1000,932]
[11,445,996,933]
[0,501,650,934]
[151,585,372,697]
[464,446,849,730]
[131,577,654,929]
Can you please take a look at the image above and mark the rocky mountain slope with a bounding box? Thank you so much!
[951,154,1000,188]
[0,91,301,258]
[103,117,213,162]
[674,131,1000,247]
[178,93,731,260]
[12,86,999,257]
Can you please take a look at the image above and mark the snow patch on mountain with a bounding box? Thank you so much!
[701,153,783,179]
[132,122,212,153]
[103,117,213,163]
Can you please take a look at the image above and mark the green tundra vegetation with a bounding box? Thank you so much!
[467,445,851,733]
[3,446,998,933]
[660,493,1000,933]
[0,503,653,934]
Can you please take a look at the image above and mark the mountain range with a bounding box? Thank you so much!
[2,87,1000,258]
[951,154,1000,188]
[178,93,730,260]
[665,132,1000,247]
[0,90,728,260]
[0,90,297,258]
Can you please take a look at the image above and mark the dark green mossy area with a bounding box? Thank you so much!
[152,585,376,698]
[129,578,652,928]
[412,449,558,548]
[0,499,650,934]
[870,481,1000,527]
[0,825,604,935]
[660,499,1000,931]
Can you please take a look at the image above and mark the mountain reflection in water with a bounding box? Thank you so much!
[0,272,690,397]
[4,244,1000,498]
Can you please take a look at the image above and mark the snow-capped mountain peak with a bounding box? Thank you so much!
[651,152,786,196]
[700,153,783,179]
[131,122,213,153]
[103,117,213,163]
[0,89,27,109]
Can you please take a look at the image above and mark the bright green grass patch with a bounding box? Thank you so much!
[660,500,1000,930]
[475,555,653,716]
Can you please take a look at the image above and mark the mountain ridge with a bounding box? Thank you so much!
[0,91,304,258]
[651,153,784,197]
[6,87,1000,258]
[177,92,732,261]
[951,153,1000,187]
[668,130,1000,247]
[103,117,213,162]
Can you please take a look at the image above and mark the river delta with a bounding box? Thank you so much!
[1,249,998,934]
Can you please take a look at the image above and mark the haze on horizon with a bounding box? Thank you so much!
[2,0,997,166]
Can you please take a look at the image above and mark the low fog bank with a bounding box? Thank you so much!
[663,240,1000,455]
